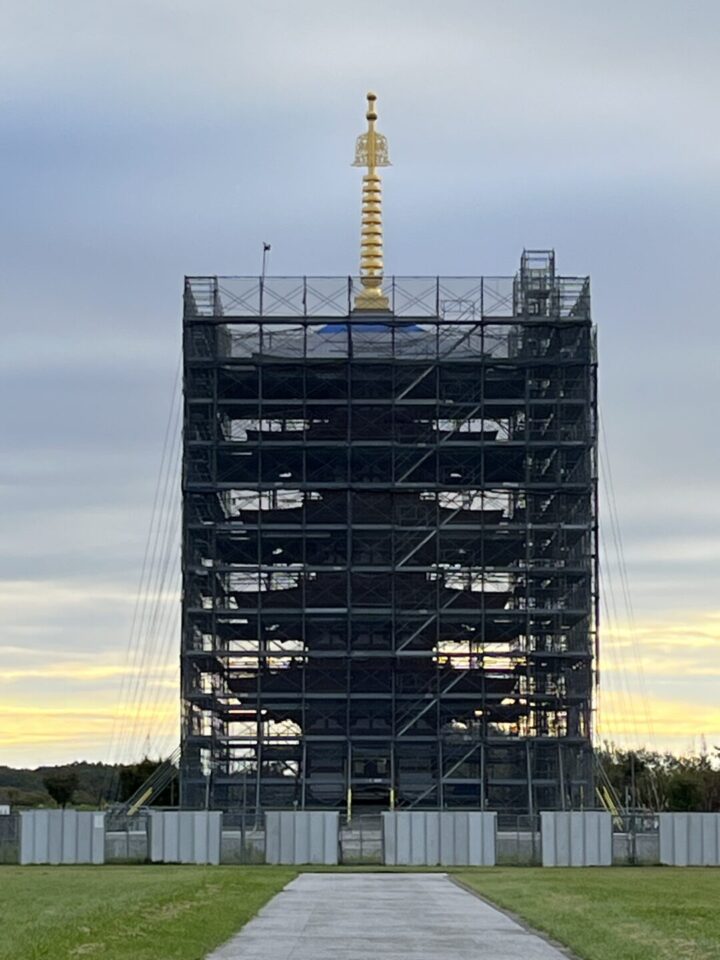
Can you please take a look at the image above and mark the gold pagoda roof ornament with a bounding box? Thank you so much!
[352,91,391,311]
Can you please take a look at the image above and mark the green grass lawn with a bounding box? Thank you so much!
[455,867,720,960]
[3,865,719,960]
[0,865,296,960]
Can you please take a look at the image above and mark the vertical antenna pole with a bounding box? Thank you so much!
[260,242,270,316]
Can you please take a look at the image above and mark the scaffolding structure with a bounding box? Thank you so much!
[180,251,598,814]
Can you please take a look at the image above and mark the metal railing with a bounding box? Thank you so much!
[185,275,590,321]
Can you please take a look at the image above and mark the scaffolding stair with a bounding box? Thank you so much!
[397,401,485,482]
[117,747,182,817]
[403,739,482,809]
[396,669,471,737]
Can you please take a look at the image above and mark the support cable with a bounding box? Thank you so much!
[594,412,658,812]
[104,354,182,796]
[600,419,656,746]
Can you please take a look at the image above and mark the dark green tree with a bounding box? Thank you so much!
[666,771,704,811]
[42,770,79,809]
[117,758,175,806]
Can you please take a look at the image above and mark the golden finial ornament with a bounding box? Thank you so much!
[352,91,391,311]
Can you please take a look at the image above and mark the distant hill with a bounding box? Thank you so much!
[0,759,175,808]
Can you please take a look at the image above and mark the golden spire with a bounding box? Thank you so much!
[352,91,391,311]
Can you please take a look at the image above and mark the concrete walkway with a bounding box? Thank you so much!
[207,873,569,960]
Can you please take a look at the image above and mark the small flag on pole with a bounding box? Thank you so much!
[261,242,271,281]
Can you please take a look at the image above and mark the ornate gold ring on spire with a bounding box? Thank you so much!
[352,91,391,311]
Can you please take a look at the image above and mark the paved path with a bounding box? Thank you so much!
[207,873,569,960]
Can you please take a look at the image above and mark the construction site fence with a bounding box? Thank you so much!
[541,811,611,867]
[19,810,105,865]
[659,813,720,866]
[1,809,712,867]
[383,812,497,866]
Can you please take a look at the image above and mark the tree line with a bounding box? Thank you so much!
[3,747,719,811]
[0,759,175,809]
[597,744,720,812]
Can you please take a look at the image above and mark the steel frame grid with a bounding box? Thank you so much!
[180,251,598,815]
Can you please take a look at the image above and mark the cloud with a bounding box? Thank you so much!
[597,688,720,756]
[0,663,175,683]
[0,579,180,766]
[596,612,720,752]
[1,0,719,766]
[604,614,720,654]
[0,699,178,762]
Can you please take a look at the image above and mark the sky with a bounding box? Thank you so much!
[1,0,719,767]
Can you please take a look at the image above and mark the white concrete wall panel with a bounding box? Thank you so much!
[383,812,496,866]
[265,811,339,865]
[149,811,221,865]
[20,810,105,865]
[541,811,612,867]
[659,813,720,866]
